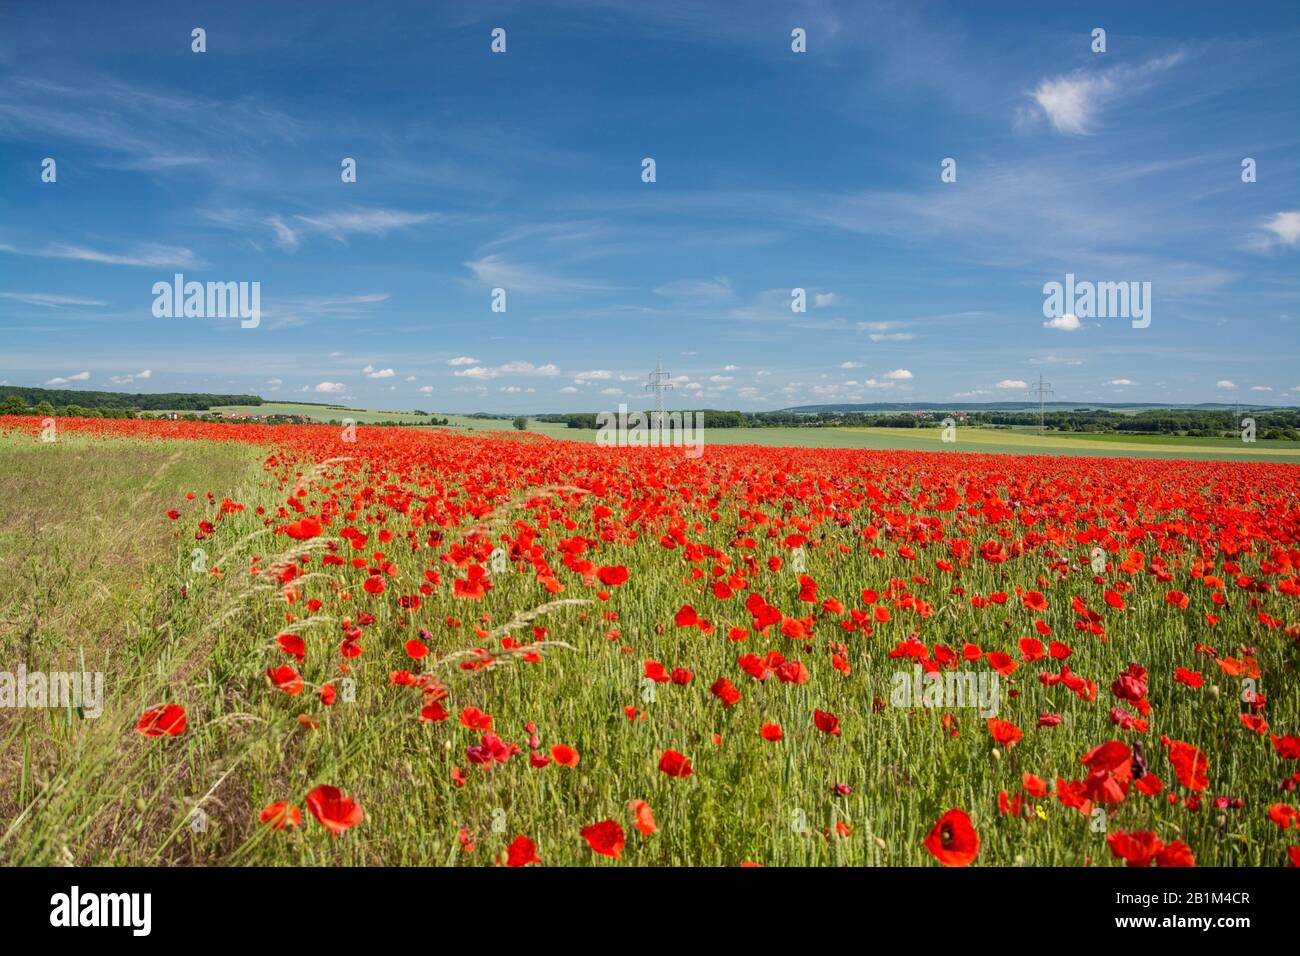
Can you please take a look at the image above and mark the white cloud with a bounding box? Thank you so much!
[455,361,559,380]
[1105,378,1134,386]
[1028,53,1184,135]
[869,332,915,342]
[266,378,282,386]
[840,361,863,369]
[708,375,733,383]
[446,356,479,366]
[1216,380,1237,390]
[883,369,912,380]
[1250,385,1273,392]
[314,382,346,393]
[109,369,152,385]
[863,378,896,389]
[464,254,606,294]
[266,215,299,251]
[44,371,91,385]
[501,361,559,376]
[1260,211,1300,248]
[653,276,732,301]
[293,208,434,241]
[813,292,836,307]
[1043,313,1082,332]
[0,292,107,307]
[1,241,202,269]
[363,365,395,379]
[997,379,1028,390]
[575,370,613,380]
[722,364,739,372]
[600,387,623,396]
[404,375,416,382]
[559,386,578,394]
[417,386,433,394]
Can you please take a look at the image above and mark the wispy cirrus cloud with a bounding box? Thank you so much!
[0,292,107,307]
[202,207,434,251]
[464,254,613,295]
[255,293,390,330]
[0,241,203,269]
[1023,52,1186,135]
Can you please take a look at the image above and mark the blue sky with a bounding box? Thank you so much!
[1,0,1297,412]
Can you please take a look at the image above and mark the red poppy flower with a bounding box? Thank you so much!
[259,801,302,830]
[987,719,1023,748]
[276,633,306,660]
[283,517,321,541]
[597,565,629,586]
[629,799,657,836]
[814,709,842,737]
[1165,739,1210,792]
[460,706,493,731]
[1267,803,1298,830]
[1107,830,1162,867]
[1022,591,1048,612]
[1273,735,1300,760]
[550,744,580,767]
[674,604,699,627]
[420,700,448,722]
[581,819,626,859]
[266,665,304,696]
[658,749,693,778]
[760,722,783,742]
[137,704,187,737]
[305,784,363,836]
[709,676,742,707]
[924,809,979,866]
[505,835,541,867]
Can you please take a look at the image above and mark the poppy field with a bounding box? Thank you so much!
[2,415,1299,868]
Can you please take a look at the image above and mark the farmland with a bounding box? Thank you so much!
[190,403,1300,462]
[1,415,1298,868]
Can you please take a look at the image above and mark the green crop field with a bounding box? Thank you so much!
[520,423,1300,462]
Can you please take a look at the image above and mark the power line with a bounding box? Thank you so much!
[1028,373,1054,432]
[645,357,673,428]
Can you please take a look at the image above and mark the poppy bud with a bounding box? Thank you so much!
[991,747,1002,761]
[1208,685,1221,701]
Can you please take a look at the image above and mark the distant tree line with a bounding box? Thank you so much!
[536,407,1300,440]
[0,385,261,411]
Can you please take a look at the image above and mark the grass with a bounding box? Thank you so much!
[0,423,1296,867]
